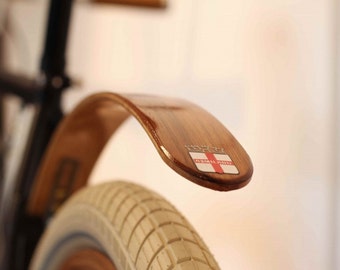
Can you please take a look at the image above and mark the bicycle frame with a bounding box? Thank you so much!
[0,0,74,269]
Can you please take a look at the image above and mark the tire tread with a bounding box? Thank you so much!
[31,181,220,270]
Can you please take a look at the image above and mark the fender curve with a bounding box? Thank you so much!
[27,92,253,216]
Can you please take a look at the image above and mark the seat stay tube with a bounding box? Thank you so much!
[17,0,74,216]
[0,0,75,269]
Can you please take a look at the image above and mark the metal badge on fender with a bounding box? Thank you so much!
[186,145,239,174]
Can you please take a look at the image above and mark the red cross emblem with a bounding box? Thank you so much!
[189,151,239,174]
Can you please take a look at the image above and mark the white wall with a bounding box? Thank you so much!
[4,0,338,269]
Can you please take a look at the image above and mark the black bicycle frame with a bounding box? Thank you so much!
[0,0,74,269]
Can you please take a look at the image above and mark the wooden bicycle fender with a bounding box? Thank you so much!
[27,92,253,216]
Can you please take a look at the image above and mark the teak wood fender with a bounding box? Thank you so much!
[27,92,253,217]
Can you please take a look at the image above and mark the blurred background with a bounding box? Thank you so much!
[1,0,339,269]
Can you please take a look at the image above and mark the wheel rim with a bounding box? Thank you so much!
[59,249,117,270]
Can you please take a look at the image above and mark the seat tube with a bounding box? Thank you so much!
[40,0,74,77]
[8,1,75,269]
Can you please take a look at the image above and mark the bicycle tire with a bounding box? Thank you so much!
[30,181,220,270]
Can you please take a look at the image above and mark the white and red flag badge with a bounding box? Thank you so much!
[187,146,239,174]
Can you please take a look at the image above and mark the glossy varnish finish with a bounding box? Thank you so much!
[27,92,253,217]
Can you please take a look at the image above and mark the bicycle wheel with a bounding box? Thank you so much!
[30,181,220,270]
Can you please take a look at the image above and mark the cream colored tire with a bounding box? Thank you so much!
[30,181,220,270]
